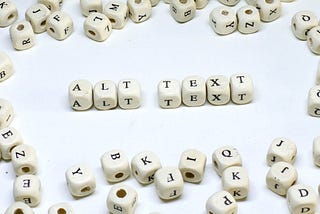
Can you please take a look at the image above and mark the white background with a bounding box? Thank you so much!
[0,0,320,213]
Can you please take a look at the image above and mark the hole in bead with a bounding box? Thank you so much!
[81,186,91,192]
[21,167,30,173]
[57,208,67,214]
[14,209,24,214]
[40,20,46,27]
[213,160,218,169]
[110,18,116,23]
[245,9,253,15]
[209,212,213,214]
[179,0,187,4]
[185,172,195,179]
[135,0,141,3]
[309,38,313,46]
[17,24,24,31]
[134,170,138,175]
[115,172,124,178]
[8,13,15,20]
[49,28,55,33]
[221,10,229,16]
[88,30,96,36]
[265,0,274,3]
[116,189,127,198]
[9,145,17,153]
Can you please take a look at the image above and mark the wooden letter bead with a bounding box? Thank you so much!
[0,99,13,129]
[291,11,318,41]
[182,76,206,107]
[13,174,41,207]
[0,127,23,160]
[38,0,62,12]
[218,0,239,6]
[221,166,249,200]
[230,73,254,105]
[101,150,130,183]
[0,0,18,27]
[48,203,75,214]
[65,164,96,197]
[154,167,184,200]
[313,136,320,166]
[267,137,297,166]
[25,4,51,34]
[46,11,73,41]
[256,0,281,22]
[118,79,141,109]
[103,1,129,29]
[308,85,320,117]
[11,144,38,176]
[69,79,93,111]
[84,12,112,42]
[178,149,206,183]
[10,21,35,51]
[212,146,242,176]
[0,52,14,82]
[307,26,320,55]
[287,184,317,214]
[80,0,102,17]
[237,5,260,34]
[158,79,181,109]
[170,0,196,23]
[107,184,138,214]
[127,0,151,23]
[94,80,117,110]
[131,151,162,184]
[209,6,237,35]
[266,161,297,196]
[206,191,238,214]
[206,75,230,105]
[5,202,34,214]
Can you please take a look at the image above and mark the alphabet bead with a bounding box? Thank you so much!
[118,79,141,109]
[101,150,131,183]
[46,11,73,40]
[230,73,254,105]
[206,75,230,105]
[11,144,38,176]
[237,6,260,34]
[308,85,320,117]
[266,137,297,166]
[103,1,129,29]
[154,167,184,200]
[0,99,13,129]
[158,79,181,109]
[209,6,237,35]
[94,80,117,110]
[48,203,75,214]
[170,0,196,23]
[69,79,93,111]
[38,0,62,12]
[107,184,138,214]
[218,0,240,6]
[256,0,281,22]
[25,4,51,34]
[13,174,41,207]
[212,146,242,176]
[266,161,298,196]
[0,0,18,27]
[0,127,23,160]
[206,191,238,214]
[65,164,96,197]
[131,151,162,184]
[182,76,206,107]
[291,11,318,41]
[221,166,249,200]
[287,184,317,214]
[80,0,102,17]
[178,149,206,183]
[127,0,152,23]
[313,136,320,166]
[10,21,35,51]
[5,202,34,214]
[84,12,112,42]
[0,52,14,82]
[307,26,320,55]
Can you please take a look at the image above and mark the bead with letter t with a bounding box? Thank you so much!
[118,79,141,109]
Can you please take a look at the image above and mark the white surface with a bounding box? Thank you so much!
[0,0,320,213]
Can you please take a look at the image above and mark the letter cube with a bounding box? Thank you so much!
[170,0,196,23]
[178,149,206,183]
[48,203,74,214]
[107,184,138,214]
[84,12,112,42]
[131,151,162,184]
[0,0,18,27]
[0,52,14,82]
[313,136,320,166]
[158,79,181,109]
[38,0,62,12]
[206,191,238,214]
[291,11,318,41]
[94,80,117,110]
[256,0,281,22]
[154,167,184,200]
[308,85,320,117]
[206,75,230,105]
[101,150,131,183]
[287,184,317,214]
[230,73,254,104]
[0,127,23,160]
[80,0,102,17]
[25,4,51,34]
[182,76,206,107]
[11,144,38,176]
[10,21,35,51]
[46,11,73,40]
[212,146,242,176]
[267,137,297,166]
[266,161,298,196]
[13,175,41,207]
[237,5,260,34]
[5,202,34,214]
[103,1,129,29]
[218,0,240,6]
[127,0,151,23]
[209,6,237,35]
[69,79,93,111]
[118,79,141,109]
[0,99,13,129]
[65,164,96,197]
[307,26,320,55]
